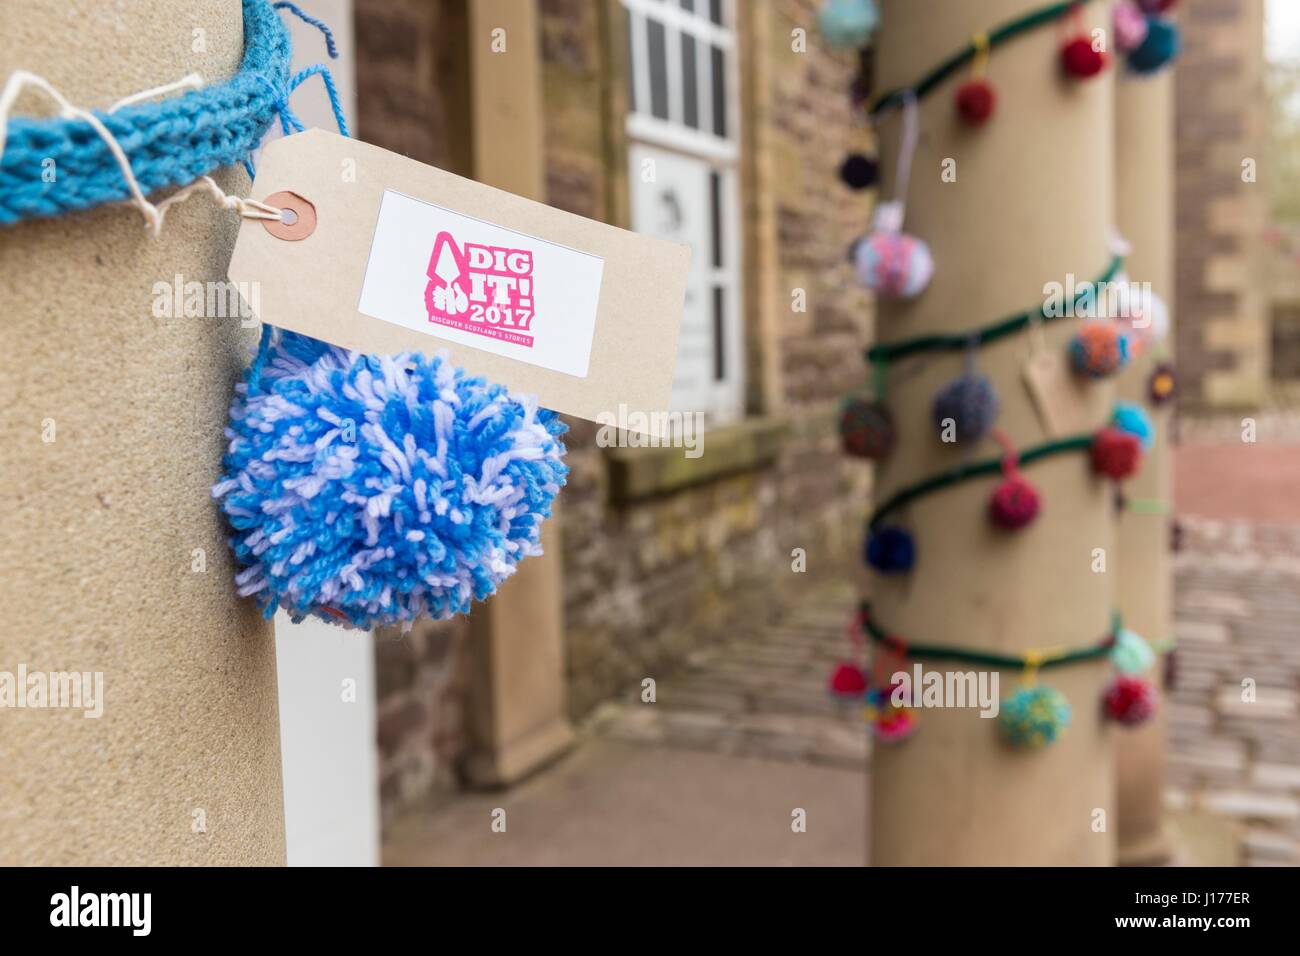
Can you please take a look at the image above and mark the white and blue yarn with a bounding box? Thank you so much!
[213,329,568,631]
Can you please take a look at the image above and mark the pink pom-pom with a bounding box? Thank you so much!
[989,475,1041,530]
[1105,675,1156,726]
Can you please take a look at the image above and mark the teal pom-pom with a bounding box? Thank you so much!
[1111,401,1155,450]
[999,686,1071,748]
[1127,17,1180,74]
[818,0,879,49]
[1112,627,1155,674]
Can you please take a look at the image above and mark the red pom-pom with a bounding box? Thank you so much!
[989,475,1041,530]
[1104,675,1156,726]
[1091,428,1142,480]
[1061,36,1108,78]
[955,79,996,125]
[828,662,867,698]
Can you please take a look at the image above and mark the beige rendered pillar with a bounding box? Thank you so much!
[461,0,576,786]
[0,1,285,863]
[1114,67,1175,866]
[870,0,1117,865]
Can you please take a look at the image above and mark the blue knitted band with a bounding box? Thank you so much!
[0,0,290,226]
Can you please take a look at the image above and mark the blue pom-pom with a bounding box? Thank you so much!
[866,524,915,574]
[1127,17,1179,74]
[932,373,1000,443]
[213,329,568,630]
[818,0,879,49]
[999,685,1071,748]
[1111,401,1155,450]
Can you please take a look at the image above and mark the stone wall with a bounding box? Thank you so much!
[541,0,874,718]
[1174,0,1271,407]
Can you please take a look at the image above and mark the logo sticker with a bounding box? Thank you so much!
[425,231,536,347]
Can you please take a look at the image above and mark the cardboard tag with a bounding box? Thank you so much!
[1022,349,1092,436]
[228,129,690,435]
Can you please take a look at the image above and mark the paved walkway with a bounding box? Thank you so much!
[383,581,868,866]
[1166,416,1300,866]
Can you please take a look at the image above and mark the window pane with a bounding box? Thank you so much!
[712,286,726,382]
[680,0,695,11]
[710,45,726,138]
[681,34,699,129]
[709,0,723,25]
[647,18,669,120]
[709,171,722,267]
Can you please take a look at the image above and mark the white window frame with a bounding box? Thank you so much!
[623,0,745,424]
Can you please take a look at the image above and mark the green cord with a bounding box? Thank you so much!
[869,0,1094,117]
[862,602,1115,669]
[868,433,1094,529]
[866,254,1124,366]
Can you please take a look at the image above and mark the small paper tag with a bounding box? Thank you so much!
[1022,350,1092,436]
[228,129,690,435]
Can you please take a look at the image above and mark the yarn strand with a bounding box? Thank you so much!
[866,254,1124,365]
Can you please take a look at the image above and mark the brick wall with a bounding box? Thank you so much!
[1174,0,1271,407]
[355,0,475,829]
[542,0,874,717]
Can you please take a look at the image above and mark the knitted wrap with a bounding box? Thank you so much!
[0,0,290,226]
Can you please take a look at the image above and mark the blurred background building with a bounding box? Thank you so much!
[279,0,1298,866]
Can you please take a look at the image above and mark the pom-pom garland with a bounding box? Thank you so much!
[865,524,916,574]
[932,373,1000,443]
[1061,36,1108,78]
[1128,16,1180,74]
[1104,675,1156,726]
[989,474,1041,531]
[818,0,879,50]
[1091,428,1143,480]
[1138,0,1179,12]
[839,152,880,190]
[955,79,997,126]
[1111,401,1155,450]
[859,604,1132,751]
[1000,685,1072,747]
[828,661,869,698]
[1069,321,1130,378]
[1111,627,1156,674]
[1148,362,1177,406]
[839,395,896,460]
[213,329,568,630]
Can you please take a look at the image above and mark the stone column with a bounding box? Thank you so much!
[869,0,1117,865]
[460,0,576,786]
[0,0,286,864]
[1115,65,1175,866]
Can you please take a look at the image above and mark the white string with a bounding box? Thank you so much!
[107,72,203,113]
[893,90,920,205]
[0,69,282,236]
